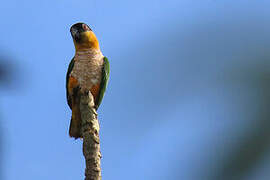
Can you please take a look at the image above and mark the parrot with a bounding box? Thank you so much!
[66,22,110,139]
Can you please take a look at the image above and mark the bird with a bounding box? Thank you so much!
[66,22,110,139]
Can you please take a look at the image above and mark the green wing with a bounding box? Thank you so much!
[66,57,75,109]
[95,57,110,109]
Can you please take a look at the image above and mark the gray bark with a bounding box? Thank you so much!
[80,91,102,180]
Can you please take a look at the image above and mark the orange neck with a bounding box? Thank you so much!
[74,31,100,52]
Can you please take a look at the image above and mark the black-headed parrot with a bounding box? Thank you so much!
[66,23,110,139]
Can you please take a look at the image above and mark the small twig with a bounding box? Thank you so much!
[80,91,101,180]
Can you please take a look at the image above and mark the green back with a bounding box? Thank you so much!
[66,57,75,109]
[95,57,110,109]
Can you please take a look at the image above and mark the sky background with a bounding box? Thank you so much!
[1,0,270,179]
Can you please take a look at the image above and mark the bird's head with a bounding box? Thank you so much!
[70,22,99,51]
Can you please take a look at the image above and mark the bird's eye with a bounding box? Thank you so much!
[82,24,91,31]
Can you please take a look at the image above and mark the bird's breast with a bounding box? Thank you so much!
[71,50,104,92]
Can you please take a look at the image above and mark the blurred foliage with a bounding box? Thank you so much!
[0,54,19,89]
[0,51,21,179]
[213,63,270,179]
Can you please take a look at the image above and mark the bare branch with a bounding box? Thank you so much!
[80,91,102,180]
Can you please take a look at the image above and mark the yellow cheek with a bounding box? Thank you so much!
[74,31,99,51]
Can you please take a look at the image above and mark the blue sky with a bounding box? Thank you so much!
[1,0,270,179]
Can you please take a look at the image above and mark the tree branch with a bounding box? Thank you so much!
[80,91,102,180]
